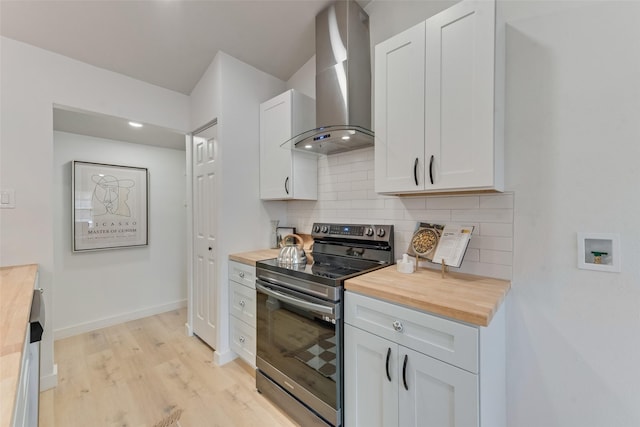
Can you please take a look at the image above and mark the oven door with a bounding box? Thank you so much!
[256,279,341,424]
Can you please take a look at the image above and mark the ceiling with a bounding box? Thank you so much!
[53,107,187,150]
[0,0,338,95]
[2,0,366,149]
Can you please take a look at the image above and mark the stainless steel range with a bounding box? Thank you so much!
[256,223,394,427]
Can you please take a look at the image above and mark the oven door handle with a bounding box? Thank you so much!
[256,283,335,316]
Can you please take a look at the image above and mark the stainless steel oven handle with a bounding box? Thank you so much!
[256,283,335,316]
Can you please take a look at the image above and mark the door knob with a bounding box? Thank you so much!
[208,247,212,251]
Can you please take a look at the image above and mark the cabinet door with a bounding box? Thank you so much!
[260,90,293,199]
[375,22,426,193]
[345,325,398,427]
[425,0,496,191]
[398,347,478,427]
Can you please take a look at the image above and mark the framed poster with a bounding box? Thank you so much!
[72,161,148,251]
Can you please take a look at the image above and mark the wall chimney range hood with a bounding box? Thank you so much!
[284,0,373,155]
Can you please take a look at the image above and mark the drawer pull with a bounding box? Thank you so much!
[239,272,245,278]
[385,347,392,382]
[392,320,404,333]
[239,336,246,344]
[239,300,246,308]
[402,354,409,390]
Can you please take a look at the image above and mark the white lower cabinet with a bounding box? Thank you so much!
[344,291,505,427]
[228,260,257,367]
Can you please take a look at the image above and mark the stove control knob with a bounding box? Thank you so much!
[376,228,386,238]
[313,225,321,233]
[365,227,374,237]
[321,226,329,233]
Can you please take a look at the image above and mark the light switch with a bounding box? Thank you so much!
[0,189,15,209]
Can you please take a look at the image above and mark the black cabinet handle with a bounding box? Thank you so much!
[429,155,434,185]
[402,354,409,390]
[284,176,290,195]
[413,158,419,186]
[385,347,392,382]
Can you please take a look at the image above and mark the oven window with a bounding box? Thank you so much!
[256,288,339,409]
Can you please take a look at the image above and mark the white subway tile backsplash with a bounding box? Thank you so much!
[318,191,337,201]
[479,193,514,209]
[349,170,369,181]
[427,195,480,210]
[351,199,386,209]
[318,174,338,185]
[463,248,481,262]
[285,148,514,280]
[351,179,374,191]
[468,235,513,251]
[320,200,351,210]
[338,148,373,164]
[480,222,513,237]
[404,209,452,222]
[451,208,513,223]
[480,250,513,266]
[401,198,427,210]
[338,190,367,200]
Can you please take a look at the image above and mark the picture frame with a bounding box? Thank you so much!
[72,160,149,252]
[276,226,296,248]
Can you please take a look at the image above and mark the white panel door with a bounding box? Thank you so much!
[399,347,479,427]
[425,0,496,190]
[374,22,426,193]
[260,91,293,199]
[345,325,399,427]
[192,124,218,348]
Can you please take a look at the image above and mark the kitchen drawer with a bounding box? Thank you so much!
[229,281,256,327]
[230,316,256,367]
[345,291,479,373]
[229,260,256,289]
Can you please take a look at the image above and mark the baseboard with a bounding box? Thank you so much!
[41,364,58,391]
[214,348,237,366]
[54,299,187,340]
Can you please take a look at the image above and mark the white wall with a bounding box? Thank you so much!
[284,1,640,425]
[52,131,187,338]
[0,36,190,388]
[505,2,640,426]
[188,51,286,362]
[285,56,316,99]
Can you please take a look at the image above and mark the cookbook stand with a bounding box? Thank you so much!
[440,260,449,278]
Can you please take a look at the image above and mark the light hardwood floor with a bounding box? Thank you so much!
[39,308,298,427]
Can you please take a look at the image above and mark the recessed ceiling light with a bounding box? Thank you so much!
[341,136,350,140]
[128,121,143,128]
[305,145,312,149]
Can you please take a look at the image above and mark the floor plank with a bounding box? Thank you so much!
[40,308,298,427]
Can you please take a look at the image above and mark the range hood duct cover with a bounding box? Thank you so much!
[287,0,373,155]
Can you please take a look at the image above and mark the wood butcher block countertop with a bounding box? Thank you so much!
[345,265,510,327]
[1,264,38,427]
[228,249,281,266]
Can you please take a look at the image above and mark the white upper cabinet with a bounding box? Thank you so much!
[374,22,426,193]
[259,89,317,200]
[375,0,503,195]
